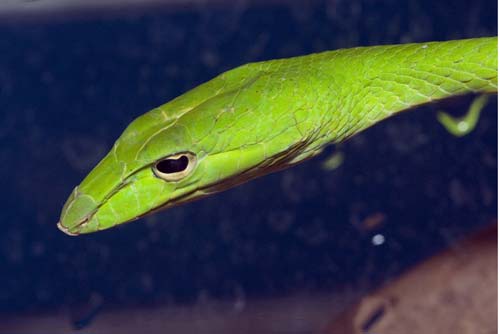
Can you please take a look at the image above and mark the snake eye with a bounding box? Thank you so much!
[153,152,197,181]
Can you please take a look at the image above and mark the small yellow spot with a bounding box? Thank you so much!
[321,151,344,171]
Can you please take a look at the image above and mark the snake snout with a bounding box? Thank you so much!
[58,187,98,236]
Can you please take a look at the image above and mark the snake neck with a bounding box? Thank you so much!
[314,37,498,144]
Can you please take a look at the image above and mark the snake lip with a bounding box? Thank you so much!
[57,217,93,236]
[57,221,80,236]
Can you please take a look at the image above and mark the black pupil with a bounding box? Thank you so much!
[156,155,189,174]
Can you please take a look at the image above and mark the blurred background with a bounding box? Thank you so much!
[0,0,497,333]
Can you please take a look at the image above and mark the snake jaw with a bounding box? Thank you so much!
[57,221,79,236]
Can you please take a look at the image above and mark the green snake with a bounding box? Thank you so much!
[57,37,498,236]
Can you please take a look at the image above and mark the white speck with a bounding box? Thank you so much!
[457,121,469,132]
[372,234,385,246]
[422,44,428,49]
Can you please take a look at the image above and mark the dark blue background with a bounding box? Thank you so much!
[0,0,496,319]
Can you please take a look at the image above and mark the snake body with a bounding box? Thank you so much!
[58,37,498,235]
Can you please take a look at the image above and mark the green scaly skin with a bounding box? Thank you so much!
[58,37,498,235]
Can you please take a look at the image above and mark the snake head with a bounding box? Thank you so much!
[57,64,314,235]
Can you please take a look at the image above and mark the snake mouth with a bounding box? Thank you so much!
[57,220,79,236]
[57,177,133,236]
[57,213,94,236]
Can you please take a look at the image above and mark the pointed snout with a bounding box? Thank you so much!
[57,187,98,236]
